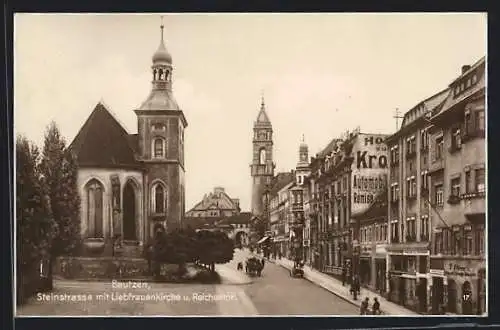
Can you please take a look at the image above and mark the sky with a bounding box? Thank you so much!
[14,13,487,212]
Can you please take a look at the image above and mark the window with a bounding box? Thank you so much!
[435,184,444,206]
[151,183,166,214]
[85,179,104,238]
[451,126,462,151]
[407,177,416,198]
[406,218,416,241]
[259,148,266,165]
[476,168,485,193]
[435,136,444,160]
[390,146,399,165]
[153,138,165,158]
[406,136,416,156]
[421,171,429,191]
[435,231,443,254]
[465,110,472,136]
[421,129,429,150]
[451,177,461,197]
[472,74,477,84]
[465,170,472,193]
[463,225,473,255]
[391,221,399,242]
[390,183,399,202]
[474,225,484,255]
[420,215,429,241]
[476,110,485,132]
[452,228,461,255]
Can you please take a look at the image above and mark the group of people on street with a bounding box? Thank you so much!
[360,297,381,315]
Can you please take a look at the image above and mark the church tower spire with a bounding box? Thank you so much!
[250,93,274,217]
[151,16,173,91]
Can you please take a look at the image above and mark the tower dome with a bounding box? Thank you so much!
[152,41,172,63]
[152,20,172,64]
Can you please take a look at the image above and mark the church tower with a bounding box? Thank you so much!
[295,135,310,185]
[134,19,188,236]
[250,96,275,216]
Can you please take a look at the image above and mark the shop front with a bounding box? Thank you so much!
[430,257,486,315]
[374,244,387,294]
[443,258,486,315]
[387,244,429,311]
[359,249,371,287]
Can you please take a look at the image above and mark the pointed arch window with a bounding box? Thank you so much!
[152,137,166,158]
[85,179,104,238]
[151,182,167,214]
[259,148,266,165]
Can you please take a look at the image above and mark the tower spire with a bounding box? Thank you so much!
[260,90,265,110]
[160,16,164,42]
[302,134,305,143]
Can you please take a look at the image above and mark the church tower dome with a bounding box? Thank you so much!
[152,23,172,64]
[137,17,180,111]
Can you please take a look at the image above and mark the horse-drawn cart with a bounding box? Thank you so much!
[245,257,263,277]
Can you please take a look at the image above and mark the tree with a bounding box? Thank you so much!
[16,135,56,299]
[151,226,198,276]
[195,230,234,272]
[250,216,267,243]
[39,122,81,260]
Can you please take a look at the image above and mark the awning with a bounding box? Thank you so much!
[257,236,270,244]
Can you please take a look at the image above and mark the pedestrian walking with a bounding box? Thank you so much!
[360,297,369,315]
[341,267,347,286]
[372,297,381,315]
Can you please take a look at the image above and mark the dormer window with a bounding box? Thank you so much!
[472,74,477,84]
[153,137,166,158]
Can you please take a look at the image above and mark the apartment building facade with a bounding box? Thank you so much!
[427,58,486,316]
[385,88,449,313]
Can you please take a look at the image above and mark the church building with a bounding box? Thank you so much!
[68,22,187,257]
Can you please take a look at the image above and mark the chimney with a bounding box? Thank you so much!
[462,65,471,74]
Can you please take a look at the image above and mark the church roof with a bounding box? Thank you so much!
[138,89,180,111]
[186,188,239,214]
[68,102,141,169]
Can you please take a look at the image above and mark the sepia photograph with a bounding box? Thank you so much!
[14,13,487,317]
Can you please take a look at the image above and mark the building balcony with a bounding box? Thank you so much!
[461,192,486,216]
[429,158,445,173]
